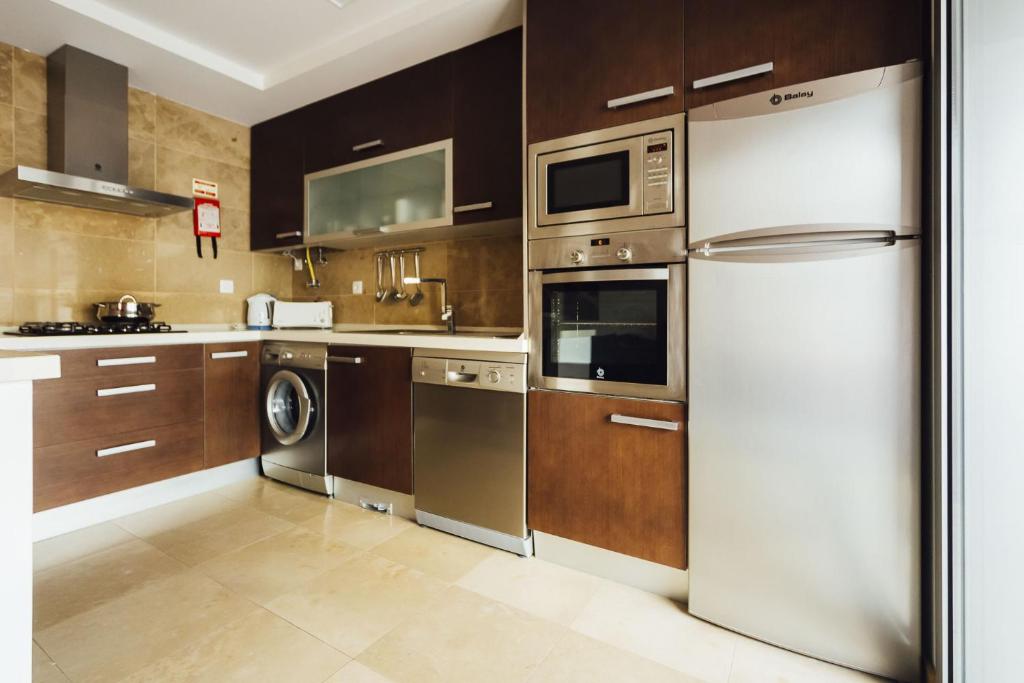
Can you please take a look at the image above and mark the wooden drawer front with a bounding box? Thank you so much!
[204,342,261,468]
[34,368,204,448]
[528,390,687,569]
[34,422,204,511]
[40,344,203,382]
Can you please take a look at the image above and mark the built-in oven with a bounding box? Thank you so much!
[528,228,686,401]
[528,114,685,239]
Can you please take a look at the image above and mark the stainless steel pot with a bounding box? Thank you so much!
[94,294,160,322]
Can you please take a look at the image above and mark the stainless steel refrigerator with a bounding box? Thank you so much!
[687,62,922,682]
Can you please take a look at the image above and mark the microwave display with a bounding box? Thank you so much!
[542,279,668,385]
[546,151,630,215]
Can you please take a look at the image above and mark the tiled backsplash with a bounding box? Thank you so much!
[291,234,523,328]
[0,41,293,325]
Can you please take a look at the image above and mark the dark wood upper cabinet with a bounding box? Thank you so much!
[204,342,261,469]
[304,55,454,174]
[326,346,413,494]
[251,109,306,251]
[684,0,925,109]
[526,0,685,144]
[527,390,687,569]
[452,28,523,224]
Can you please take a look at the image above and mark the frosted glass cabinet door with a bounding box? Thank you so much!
[305,139,453,242]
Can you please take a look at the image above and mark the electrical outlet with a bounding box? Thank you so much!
[352,280,364,295]
[219,279,234,294]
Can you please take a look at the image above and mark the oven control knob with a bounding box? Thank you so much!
[616,247,633,261]
[487,369,502,384]
[569,249,585,265]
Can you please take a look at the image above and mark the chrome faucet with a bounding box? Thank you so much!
[403,276,455,334]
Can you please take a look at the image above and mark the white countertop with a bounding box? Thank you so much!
[0,325,528,354]
[0,351,61,383]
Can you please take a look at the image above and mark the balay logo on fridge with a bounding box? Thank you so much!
[770,90,814,106]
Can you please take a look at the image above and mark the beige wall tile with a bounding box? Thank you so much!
[128,137,155,189]
[0,287,13,325]
[0,43,12,106]
[15,227,154,292]
[155,240,252,293]
[152,292,245,324]
[128,88,155,141]
[155,96,250,168]
[14,107,45,167]
[447,234,523,293]
[15,199,154,241]
[252,252,294,298]
[12,48,45,114]
[156,146,249,211]
[450,288,523,328]
[0,197,13,288]
[0,103,12,170]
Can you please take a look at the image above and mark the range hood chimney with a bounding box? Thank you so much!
[0,46,193,217]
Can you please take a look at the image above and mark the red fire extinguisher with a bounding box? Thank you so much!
[192,179,221,259]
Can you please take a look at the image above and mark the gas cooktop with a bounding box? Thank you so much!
[4,321,185,336]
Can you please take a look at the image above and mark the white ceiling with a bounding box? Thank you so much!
[0,0,522,125]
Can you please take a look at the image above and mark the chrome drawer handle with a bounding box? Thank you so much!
[275,230,302,239]
[96,383,156,397]
[607,85,675,109]
[327,356,365,364]
[210,350,248,360]
[692,62,774,90]
[609,414,680,431]
[97,440,156,458]
[352,139,383,152]
[453,201,494,213]
[96,356,156,367]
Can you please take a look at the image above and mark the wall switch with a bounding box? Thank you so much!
[219,279,235,294]
[352,280,364,295]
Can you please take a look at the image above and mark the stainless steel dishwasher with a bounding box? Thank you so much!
[412,349,531,556]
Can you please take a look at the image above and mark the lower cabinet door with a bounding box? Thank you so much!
[34,421,205,511]
[204,342,261,468]
[527,389,687,569]
[326,346,413,494]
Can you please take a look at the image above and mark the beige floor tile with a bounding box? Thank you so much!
[197,526,359,604]
[358,586,566,683]
[267,552,447,657]
[35,570,254,683]
[326,660,398,682]
[728,636,886,683]
[216,477,334,523]
[457,553,602,626]
[120,607,349,683]
[115,490,242,538]
[300,500,414,550]
[33,538,186,632]
[529,630,702,683]
[33,521,136,573]
[134,504,294,566]
[370,524,499,583]
[32,642,70,683]
[571,581,738,683]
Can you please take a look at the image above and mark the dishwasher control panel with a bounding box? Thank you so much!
[412,356,526,393]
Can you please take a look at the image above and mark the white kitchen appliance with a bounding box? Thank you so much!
[272,301,333,329]
[246,293,276,330]
[687,62,922,681]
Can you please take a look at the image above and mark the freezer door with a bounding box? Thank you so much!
[688,66,922,243]
[687,239,920,681]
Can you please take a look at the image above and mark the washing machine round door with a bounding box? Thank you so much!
[265,369,316,446]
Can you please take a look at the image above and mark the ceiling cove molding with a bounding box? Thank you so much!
[49,0,265,88]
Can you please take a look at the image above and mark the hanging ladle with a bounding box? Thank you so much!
[393,252,409,302]
[408,252,425,306]
[374,252,388,302]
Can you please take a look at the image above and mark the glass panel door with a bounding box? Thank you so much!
[541,277,667,385]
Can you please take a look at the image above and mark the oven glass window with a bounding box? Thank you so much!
[542,278,667,385]
[547,151,630,214]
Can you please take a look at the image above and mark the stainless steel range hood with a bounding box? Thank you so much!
[0,46,193,217]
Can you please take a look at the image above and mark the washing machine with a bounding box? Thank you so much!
[260,342,332,495]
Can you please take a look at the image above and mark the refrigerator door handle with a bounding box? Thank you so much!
[688,230,914,261]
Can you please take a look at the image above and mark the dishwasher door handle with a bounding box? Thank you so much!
[446,371,478,383]
[609,414,680,431]
[327,356,365,365]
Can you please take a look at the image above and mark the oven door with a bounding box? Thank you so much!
[536,137,644,229]
[529,265,685,401]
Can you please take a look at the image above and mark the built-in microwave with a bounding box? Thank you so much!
[528,228,686,401]
[528,114,685,239]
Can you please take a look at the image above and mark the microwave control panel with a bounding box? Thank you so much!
[642,131,673,214]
